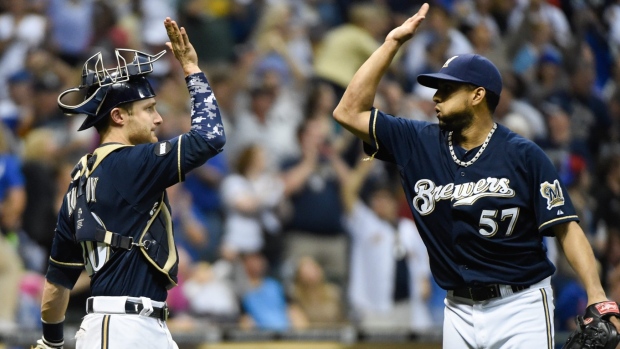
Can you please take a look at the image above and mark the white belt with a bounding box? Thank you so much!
[86,296,168,320]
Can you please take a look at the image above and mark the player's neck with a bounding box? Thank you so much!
[100,130,131,146]
[454,119,495,150]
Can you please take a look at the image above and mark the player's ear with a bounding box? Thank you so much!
[471,87,486,106]
[109,107,127,126]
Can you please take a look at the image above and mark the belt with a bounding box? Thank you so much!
[86,297,169,321]
[451,284,530,302]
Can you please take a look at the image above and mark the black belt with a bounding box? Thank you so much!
[451,284,530,301]
[86,298,169,321]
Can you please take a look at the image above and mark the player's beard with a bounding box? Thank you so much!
[438,108,475,134]
[128,123,157,145]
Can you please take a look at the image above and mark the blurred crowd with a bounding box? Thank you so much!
[2,0,620,340]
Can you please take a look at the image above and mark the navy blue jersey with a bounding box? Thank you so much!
[46,73,225,301]
[365,108,578,289]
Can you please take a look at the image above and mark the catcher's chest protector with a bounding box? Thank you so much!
[71,144,178,289]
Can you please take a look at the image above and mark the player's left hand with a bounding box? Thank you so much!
[562,301,620,349]
[164,17,200,76]
[385,3,429,45]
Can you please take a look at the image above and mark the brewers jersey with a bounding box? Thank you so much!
[46,73,225,301]
[364,108,578,290]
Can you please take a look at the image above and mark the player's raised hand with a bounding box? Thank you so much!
[164,17,200,76]
[385,3,429,45]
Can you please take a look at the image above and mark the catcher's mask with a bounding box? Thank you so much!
[58,49,166,131]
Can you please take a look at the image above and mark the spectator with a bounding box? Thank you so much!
[527,49,567,107]
[510,19,561,84]
[593,154,620,288]
[0,0,46,101]
[177,0,234,65]
[167,183,209,263]
[288,256,346,328]
[547,55,611,163]
[494,71,547,141]
[20,128,59,272]
[0,70,34,135]
[280,118,349,286]
[0,123,24,334]
[402,4,473,89]
[340,159,433,331]
[238,252,306,331]
[220,144,285,271]
[313,2,391,99]
[454,0,501,44]
[251,2,313,88]
[183,153,228,262]
[606,0,620,58]
[507,0,572,51]
[45,0,95,67]
[183,260,239,325]
[225,84,302,168]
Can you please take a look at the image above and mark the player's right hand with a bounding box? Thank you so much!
[33,337,63,349]
[164,17,200,77]
[385,3,429,45]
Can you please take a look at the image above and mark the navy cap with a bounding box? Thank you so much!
[417,54,502,97]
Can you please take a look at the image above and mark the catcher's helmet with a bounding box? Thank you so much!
[58,49,166,131]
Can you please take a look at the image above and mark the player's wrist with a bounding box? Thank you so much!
[383,38,404,49]
[182,63,201,77]
[41,318,64,347]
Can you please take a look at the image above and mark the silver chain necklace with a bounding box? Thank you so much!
[448,123,497,167]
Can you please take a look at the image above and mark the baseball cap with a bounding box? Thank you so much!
[417,54,502,97]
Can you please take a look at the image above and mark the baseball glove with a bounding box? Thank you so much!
[563,301,620,349]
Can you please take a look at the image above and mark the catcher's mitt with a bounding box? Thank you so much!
[563,301,620,349]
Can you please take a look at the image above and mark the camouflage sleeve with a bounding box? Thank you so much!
[186,72,226,150]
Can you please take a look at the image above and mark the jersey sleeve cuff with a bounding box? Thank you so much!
[539,215,580,235]
[46,261,83,290]
[362,108,396,163]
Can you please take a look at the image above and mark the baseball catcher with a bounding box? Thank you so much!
[563,301,620,349]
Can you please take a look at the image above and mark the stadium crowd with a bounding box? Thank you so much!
[1,0,620,340]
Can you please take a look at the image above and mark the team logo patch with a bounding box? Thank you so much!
[595,301,619,315]
[155,141,172,156]
[539,179,565,210]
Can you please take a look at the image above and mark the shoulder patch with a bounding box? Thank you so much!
[539,179,565,210]
[155,141,172,156]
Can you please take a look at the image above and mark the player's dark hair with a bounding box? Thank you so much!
[465,84,500,114]
[93,101,134,135]
[485,91,500,113]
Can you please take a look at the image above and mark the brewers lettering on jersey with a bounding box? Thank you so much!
[333,3,619,348]
[34,18,225,349]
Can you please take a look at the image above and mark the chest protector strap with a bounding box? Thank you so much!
[73,144,178,288]
[73,144,132,252]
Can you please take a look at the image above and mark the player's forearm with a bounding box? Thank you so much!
[186,72,226,151]
[556,222,607,303]
[333,40,402,139]
[41,280,71,323]
[340,39,401,113]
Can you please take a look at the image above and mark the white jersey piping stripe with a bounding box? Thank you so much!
[49,257,84,267]
[101,314,110,349]
[177,135,182,183]
[364,109,380,161]
[540,288,553,349]
[538,215,579,231]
